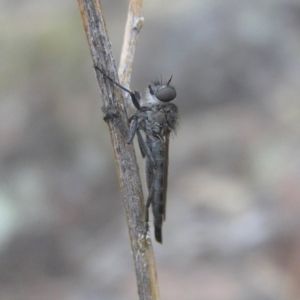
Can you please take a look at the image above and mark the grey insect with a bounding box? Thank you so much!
[97,67,178,243]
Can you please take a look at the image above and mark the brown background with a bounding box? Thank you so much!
[1,0,300,299]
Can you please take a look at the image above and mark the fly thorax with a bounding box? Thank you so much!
[151,122,162,134]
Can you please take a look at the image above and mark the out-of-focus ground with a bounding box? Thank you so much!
[1,0,300,299]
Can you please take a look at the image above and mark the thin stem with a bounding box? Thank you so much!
[77,0,160,299]
[119,0,144,89]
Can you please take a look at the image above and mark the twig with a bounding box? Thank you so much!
[77,0,160,299]
[118,0,144,91]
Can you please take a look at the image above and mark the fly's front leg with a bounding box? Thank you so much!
[94,65,141,110]
[127,112,157,167]
[127,109,150,144]
[102,106,128,140]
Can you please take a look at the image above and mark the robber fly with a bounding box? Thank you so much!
[96,66,178,243]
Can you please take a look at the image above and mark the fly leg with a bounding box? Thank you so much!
[102,106,128,140]
[137,134,165,243]
[145,165,158,233]
[145,151,164,243]
[127,115,139,144]
[129,125,159,237]
[136,130,158,236]
[127,117,158,168]
[127,108,151,144]
[143,167,160,241]
[94,65,141,110]
[136,129,157,168]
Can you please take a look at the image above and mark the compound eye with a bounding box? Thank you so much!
[155,87,176,102]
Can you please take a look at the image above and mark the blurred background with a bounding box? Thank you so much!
[1,0,300,299]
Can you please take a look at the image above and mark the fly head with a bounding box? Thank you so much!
[148,76,177,103]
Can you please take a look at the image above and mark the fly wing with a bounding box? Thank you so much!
[162,131,170,221]
[162,103,178,222]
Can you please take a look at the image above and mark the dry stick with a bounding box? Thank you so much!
[118,0,143,93]
[77,1,160,299]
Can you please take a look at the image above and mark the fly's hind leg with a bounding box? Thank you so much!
[145,165,158,233]
[145,162,163,243]
[132,128,158,236]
